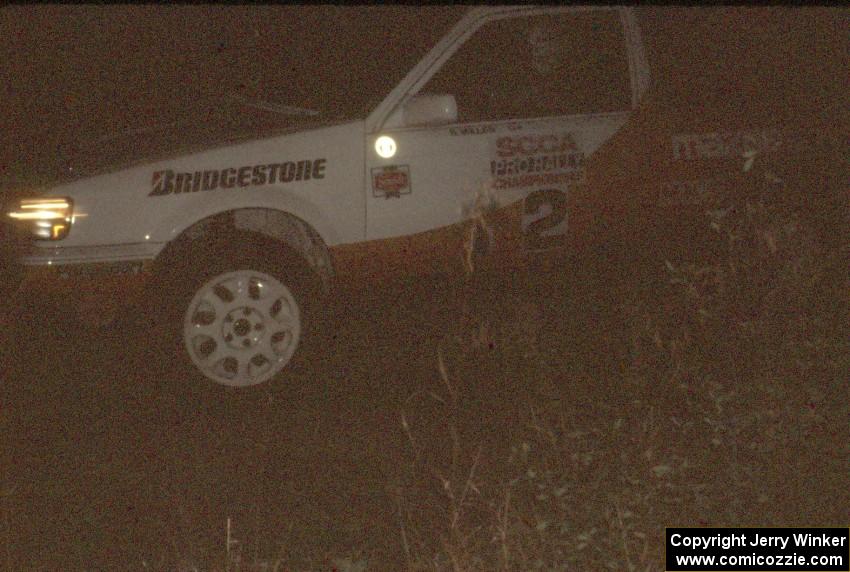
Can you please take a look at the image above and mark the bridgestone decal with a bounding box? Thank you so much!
[149,158,327,197]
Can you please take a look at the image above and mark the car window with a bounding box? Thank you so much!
[420,10,632,123]
[281,6,466,121]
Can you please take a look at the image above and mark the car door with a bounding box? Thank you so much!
[365,7,638,275]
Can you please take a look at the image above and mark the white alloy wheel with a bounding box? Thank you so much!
[182,269,301,387]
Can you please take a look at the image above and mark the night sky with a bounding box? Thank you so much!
[0,5,463,186]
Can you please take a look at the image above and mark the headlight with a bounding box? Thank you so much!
[7,197,74,240]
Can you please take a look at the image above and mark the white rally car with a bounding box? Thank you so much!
[6,6,650,388]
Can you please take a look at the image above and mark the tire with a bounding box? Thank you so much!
[145,231,321,393]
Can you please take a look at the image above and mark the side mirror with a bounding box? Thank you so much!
[401,94,458,128]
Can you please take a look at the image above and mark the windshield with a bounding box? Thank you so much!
[115,6,466,126]
[262,6,467,121]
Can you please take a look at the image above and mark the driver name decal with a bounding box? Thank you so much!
[149,158,327,196]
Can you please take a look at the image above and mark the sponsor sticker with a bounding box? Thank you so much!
[671,129,783,161]
[371,165,411,199]
[490,133,585,190]
[659,177,726,207]
[148,158,327,197]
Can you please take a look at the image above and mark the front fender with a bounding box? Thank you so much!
[150,189,341,253]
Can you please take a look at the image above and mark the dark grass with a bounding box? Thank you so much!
[1,200,848,570]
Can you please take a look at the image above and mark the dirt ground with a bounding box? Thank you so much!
[1,267,847,571]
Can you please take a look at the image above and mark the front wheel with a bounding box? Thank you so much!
[149,234,318,391]
[183,268,302,387]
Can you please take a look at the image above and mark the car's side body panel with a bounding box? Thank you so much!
[7,5,845,326]
[21,121,366,267]
[357,6,644,277]
[17,6,648,283]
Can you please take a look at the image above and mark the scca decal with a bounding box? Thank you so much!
[490,132,585,190]
[496,133,579,158]
[149,158,327,197]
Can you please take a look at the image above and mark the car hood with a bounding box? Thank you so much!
[58,114,345,185]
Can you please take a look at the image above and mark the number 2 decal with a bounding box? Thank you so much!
[522,188,568,251]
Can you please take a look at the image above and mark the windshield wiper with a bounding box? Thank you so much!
[226,94,320,117]
[84,93,320,149]
[96,121,189,143]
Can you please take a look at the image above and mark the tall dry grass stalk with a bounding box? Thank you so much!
[393,151,847,569]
